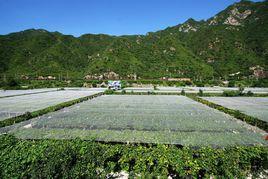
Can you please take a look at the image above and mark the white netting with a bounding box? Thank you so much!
[203,97,268,122]
[0,88,59,97]
[1,95,266,146]
[0,90,103,121]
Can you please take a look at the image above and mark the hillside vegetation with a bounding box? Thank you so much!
[0,0,267,81]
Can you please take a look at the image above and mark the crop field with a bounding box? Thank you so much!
[202,97,268,122]
[123,87,268,94]
[0,90,103,121]
[158,87,236,93]
[2,95,266,146]
[0,88,59,98]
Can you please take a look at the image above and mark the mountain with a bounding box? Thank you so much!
[161,0,268,78]
[0,0,267,81]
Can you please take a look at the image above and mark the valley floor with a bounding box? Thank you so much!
[0,87,267,178]
[0,87,267,146]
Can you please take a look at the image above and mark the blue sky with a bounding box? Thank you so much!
[0,0,262,36]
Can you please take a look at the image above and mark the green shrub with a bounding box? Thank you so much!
[228,80,235,87]
[0,134,267,178]
[176,82,186,87]
[104,89,114,94]
[2,78,21,89]
[91,80,98,87]
[246,91,254,96]
[120,80,127,88]
[198,89,204,96]
[121,89,126,94]
[238,85,245,95]
[195,81,205,87]
[7,78,19,87]
[181,89,186,95]
[185,81,193,86]
[223,90,240,97]
[147,91,155,95]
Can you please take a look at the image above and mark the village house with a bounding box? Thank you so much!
[161,77,191,82]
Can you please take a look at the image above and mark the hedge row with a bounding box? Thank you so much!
[0,92,103,128]
[187,95,268,132]
[0,135,267,178]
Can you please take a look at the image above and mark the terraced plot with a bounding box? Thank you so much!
[202,97,268,122]
[2,95,266,146]
[0,90,103,121]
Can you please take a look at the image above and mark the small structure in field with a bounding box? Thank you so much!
[108,81,121,90]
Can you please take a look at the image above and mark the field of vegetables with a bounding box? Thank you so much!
[0,89,104,121]
[2,95,266,146]
[202,97,268,122]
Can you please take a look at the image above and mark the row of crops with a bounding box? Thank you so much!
[1,95,266,146]
[1,134,267,178]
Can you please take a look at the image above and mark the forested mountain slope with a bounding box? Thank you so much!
[0,0,267,80]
